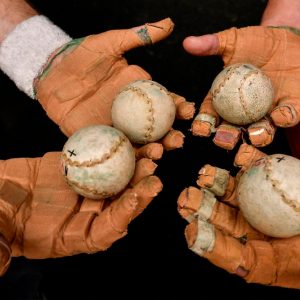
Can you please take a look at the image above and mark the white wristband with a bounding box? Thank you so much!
[0,15,72,98]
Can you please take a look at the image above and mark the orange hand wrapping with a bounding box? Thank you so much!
[177,143,300,288]
[34,18,194,150]
[192,26,300,150]
[0,151,162,276]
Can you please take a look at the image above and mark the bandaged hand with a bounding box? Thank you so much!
[184,26,300,150]
[0,148,162,277]
[0,16,194,151]
[34,18,194,149]
[177,143,300,289]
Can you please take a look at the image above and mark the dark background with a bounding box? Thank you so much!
[0,0,299,299]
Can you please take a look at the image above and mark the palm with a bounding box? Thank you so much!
[192,26,300,149]
[224,26,300,123]
[0,150,162,277]
[35,33,152,137]
[35,20,195,151]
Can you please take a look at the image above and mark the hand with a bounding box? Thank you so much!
[34,18,195,151]
[177,143,300,289]
[184,26,300,150]
[0,150,162,276]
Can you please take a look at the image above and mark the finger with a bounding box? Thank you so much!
[103,18,174,55]
[62,176,162,254]
[130,158,158,186]
[178,187,263,240]
[131,175,163,218]
[183,34,220,56]
[135,143,163,160]
[234,143,267,171]
[213,121,242,150]
[197,164,238,206]
[178,187,217,223]
[191,92,219,137]
[0,235,11,276]
[79,198,106,213]
[185,220,275,285]
[84,189,138,252]
[270,99,300,127]
[160,129,185,151]
[211,202,264,241]
[248,117,276,147]
[169,92,195,120]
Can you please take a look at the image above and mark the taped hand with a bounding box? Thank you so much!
[0,150,162,276]
[34,18,195,152]
[177,143,300,289]
[184,26,300,150]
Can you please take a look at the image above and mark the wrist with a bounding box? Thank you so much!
[0,15,72,98]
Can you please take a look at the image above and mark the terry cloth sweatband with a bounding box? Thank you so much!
[0,15,71,98]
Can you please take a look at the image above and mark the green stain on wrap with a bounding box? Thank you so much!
[268,26,300,36]
[33,37,86,97]
[136,27,152,45]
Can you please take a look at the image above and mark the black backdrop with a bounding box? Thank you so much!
[0,0,299,299]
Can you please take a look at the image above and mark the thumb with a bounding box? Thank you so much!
[104,18,174,54]
[183,34,220,56]
[234,143,266,171]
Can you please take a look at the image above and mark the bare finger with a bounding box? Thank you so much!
[183,34,220,56]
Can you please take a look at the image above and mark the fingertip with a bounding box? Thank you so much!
[271,105,299,127]
[170,92,195,120]
[130,158,158,185]
[234,143,266,170]
[213,124,242,150]
[136,143,164,160]
[149,143,164,160]
[177,101,195,120]
[183,34,220,56]
[177,187,202,222]
[134,175,163,197]
[131,175,163,219]
[248,119,275,147]
[150,17,175,35]
[161,130,185,150]
[185,221,198,248]
[118,189,139,212]
[191,119,211,137]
